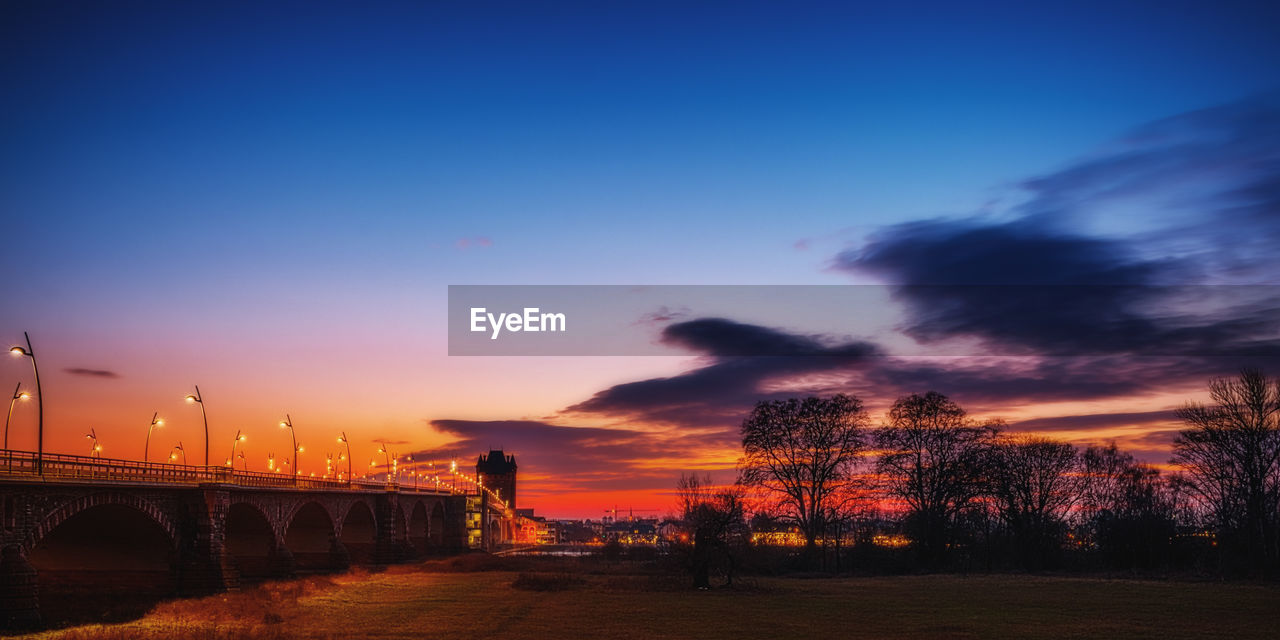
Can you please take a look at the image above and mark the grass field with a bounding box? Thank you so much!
[12,561,1280,640]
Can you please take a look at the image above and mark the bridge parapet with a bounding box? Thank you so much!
[0,448,511,632]
[0,449,450,493]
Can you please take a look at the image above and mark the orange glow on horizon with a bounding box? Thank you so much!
[0,330,1223,519]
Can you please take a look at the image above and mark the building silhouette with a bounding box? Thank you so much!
[476,450,517,509]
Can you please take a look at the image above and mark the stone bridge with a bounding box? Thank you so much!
[0,450,515,630]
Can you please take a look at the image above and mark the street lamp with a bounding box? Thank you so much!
[144,412,164,462]
[279,414,299,483]
[10,332,43,474]
[170,442,186,465]
[4,383,31,450]
[85,427,101,458]
[229,430,246,469]
[377,445,394,483]
[337,432,353,483]
[238,449,247,471]
[184,386,209,466]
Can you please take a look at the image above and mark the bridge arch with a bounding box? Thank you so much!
[224,502,278,582]
[284,501,338,572]
[26,492,177,553]
[26,494,177,625]
[339,500,377,564]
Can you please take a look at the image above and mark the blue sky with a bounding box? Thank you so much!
[5,1,1278,292]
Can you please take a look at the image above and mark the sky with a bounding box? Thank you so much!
[2,1,1279,518]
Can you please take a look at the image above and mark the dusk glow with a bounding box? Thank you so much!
[4,3,1280,637]
[2,2,1278,522]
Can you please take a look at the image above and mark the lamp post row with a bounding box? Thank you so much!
[3,332,465,486]
[7,332,468,491]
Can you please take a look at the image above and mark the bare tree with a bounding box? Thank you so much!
[1079,442,1136,522]
[739,394,869,553]
[1076,443,1179,568]
[875,391,999,567]
[676,474,748,589]
[987,435,1080,569]
[1173,368,1280,575]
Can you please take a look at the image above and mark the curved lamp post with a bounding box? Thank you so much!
[337,432,353,483]
[9,333,43,474]
[184,386,209,466]
[170,441,186,465]
[144,412,164,462]
[229,430,246,468]
[279,415,299,483]
[85,427,101,458]
[4,383,31,449]
[377,445,394,483]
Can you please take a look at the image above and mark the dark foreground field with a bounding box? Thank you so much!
[12,559,1280,640]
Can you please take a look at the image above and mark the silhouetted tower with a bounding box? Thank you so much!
[476,450,517,509]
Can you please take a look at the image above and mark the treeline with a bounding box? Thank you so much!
[674,368,1280,584]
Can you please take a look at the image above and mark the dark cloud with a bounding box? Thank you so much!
[836,221,1280,356]
[418,419,722,492]
[833,93,1280,357]
[661,317,876,357]
[859,356,1211,406]
[840,217,1168,286]
[568,317,1271,434]
[1006,409,1179,433]
[565,318,881,429]
[65,367,119,378]
[1013,92,1280,241]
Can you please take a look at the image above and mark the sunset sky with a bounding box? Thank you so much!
[2,2,1279,518]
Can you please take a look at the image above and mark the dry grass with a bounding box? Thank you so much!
[10,567,1280,640]
[510,571,586,591]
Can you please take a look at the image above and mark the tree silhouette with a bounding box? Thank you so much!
[1173,368,1280,576]
[739,394,869,554]
[987,435,1080,569]
[875,391,999,568]
[676,473,748,589]
[1078,443,1177,569]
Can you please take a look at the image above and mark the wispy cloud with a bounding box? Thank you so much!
[64,367,119,379]
[455,236,494,250]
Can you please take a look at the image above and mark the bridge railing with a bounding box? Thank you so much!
[0,449,454,494]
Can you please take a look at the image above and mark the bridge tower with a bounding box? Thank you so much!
[475,450,516,509]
